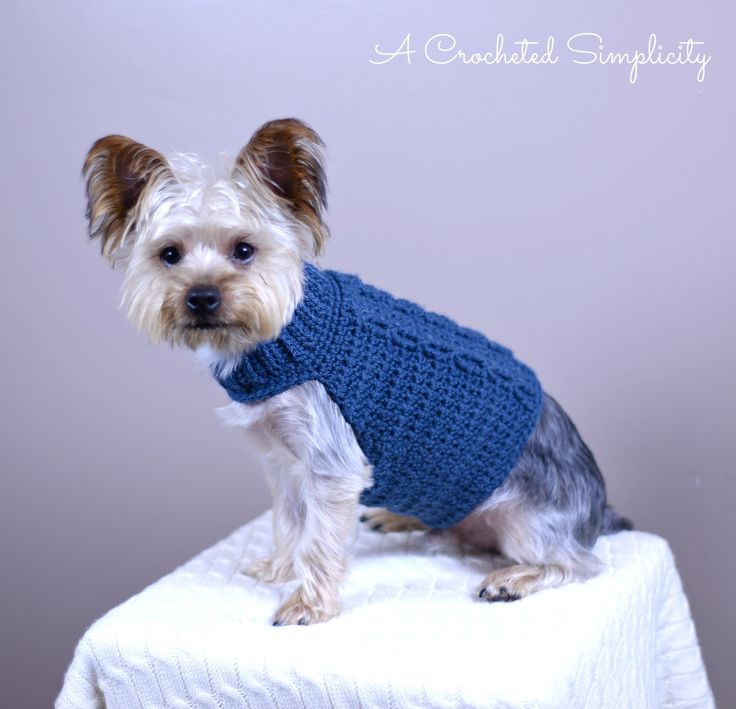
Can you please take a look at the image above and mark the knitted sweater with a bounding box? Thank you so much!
[216,265,543,528]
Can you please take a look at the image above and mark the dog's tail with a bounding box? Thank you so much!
[600,504,634,535]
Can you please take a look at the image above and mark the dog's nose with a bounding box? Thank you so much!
[185,285,221,316]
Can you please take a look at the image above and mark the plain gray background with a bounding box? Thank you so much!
[1,1,734,706]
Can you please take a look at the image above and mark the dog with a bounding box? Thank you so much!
[83,118,631,626]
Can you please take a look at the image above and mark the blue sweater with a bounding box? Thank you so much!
[216,265,543,527]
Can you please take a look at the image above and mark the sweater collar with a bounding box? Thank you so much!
[215,263,340,400]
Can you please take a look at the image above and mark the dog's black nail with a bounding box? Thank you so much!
[297,618,307,626]
[490,592,520,603]
[479,588,487,598]
[272,620,281,626]
[359,514,368,522]
[499,586,509,595]
[371,523,383,531]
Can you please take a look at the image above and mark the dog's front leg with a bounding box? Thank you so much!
[271,463,364,626]
[273,470,360,625]
[243,382,370,626]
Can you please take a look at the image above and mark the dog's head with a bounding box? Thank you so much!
[83,118,328,356]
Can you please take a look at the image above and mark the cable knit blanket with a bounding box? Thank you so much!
[56,511,714,708]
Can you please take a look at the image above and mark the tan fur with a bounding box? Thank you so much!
[83,136,174,264]
[235,118,329,257]
[480,563,585,602]
[124,230,303,355]
[82,136,308,356]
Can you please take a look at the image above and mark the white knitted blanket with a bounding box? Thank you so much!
[56,511,714,708]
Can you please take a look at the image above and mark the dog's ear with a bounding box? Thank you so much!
[235,118,328,257]
[83,136,174,265]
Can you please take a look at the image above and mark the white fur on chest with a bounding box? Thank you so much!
[197,346,372,488]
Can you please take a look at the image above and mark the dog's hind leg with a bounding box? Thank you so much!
[453,392,615,603]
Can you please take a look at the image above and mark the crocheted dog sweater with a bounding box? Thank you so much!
[216,265,543,528]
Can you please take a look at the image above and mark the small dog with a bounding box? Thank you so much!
[83,118,631,626]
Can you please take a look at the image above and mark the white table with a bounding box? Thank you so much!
[57,511,714,708]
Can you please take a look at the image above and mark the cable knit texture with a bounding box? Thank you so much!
[217,265,543,527]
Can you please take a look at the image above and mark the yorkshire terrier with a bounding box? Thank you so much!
[83,118,631,626]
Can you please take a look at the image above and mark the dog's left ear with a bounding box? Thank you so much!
[235,118,328,257]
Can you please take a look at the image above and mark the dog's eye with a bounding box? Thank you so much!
[232,242,255,263]
[160,246,182,266]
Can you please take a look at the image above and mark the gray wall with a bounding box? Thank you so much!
[1,1,733,706]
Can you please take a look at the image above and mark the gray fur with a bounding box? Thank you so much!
[505,392,632,548]
[447,391,632,601]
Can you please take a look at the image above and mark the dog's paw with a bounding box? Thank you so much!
[359,507,427,533]
[478,562,579,602]
[477,570,525,603]
[242,556,295,583]
[271,587,340,626]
